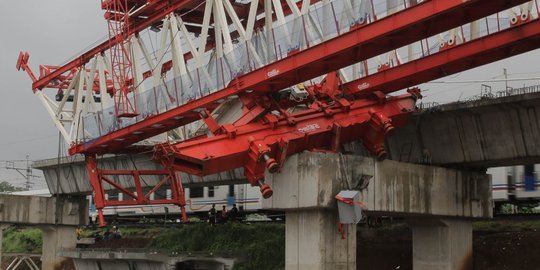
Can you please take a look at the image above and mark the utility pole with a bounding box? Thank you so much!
[503,68,510,91]
[5,155,34,190]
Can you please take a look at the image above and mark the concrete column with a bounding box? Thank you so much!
[410,219,473,270]
[41,226,78,270]
[263,153,358,270]
[286,210,355,270]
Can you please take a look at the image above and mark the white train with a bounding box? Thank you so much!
[489,165,540,209]
[92,184,265,221]
[14,165,540,220]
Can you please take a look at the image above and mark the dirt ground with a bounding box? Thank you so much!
[357,225,540,270]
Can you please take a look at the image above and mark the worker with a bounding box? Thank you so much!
[238,205,246,220]
[208,204,217,224]
[229,204,239,221]
[220,205,228,223]
[75,227,81,240]
[103,228,112,241]
[112,226,122,239]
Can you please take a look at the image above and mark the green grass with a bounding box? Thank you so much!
[150,223,285,270]
[2,227,42,253]
[80,223,285,269]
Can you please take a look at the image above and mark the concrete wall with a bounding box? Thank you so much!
[0,195,86,226]
[386,92,540,167]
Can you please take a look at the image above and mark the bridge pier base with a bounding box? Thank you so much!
[263,153,361,270]
[410,218,473,270]
[285,210,356,270]
[263,151,490,270]
[41,226,78,270]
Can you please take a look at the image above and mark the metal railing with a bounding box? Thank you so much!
[419,83,540,111]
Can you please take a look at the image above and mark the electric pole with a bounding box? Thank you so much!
[504,68,510,91]
[5,155,35,190]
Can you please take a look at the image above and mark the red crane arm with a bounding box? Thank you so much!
[69,0,532,155]
[343,18,540,96]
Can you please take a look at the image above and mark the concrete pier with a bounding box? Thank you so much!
[41,226,79,270]
[263,152,358,270]
[410,219,473,270]
[285,210,356,270]
[263,152,491,270]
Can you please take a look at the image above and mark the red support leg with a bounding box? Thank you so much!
[169,171,188,223]
[85,155,107,227]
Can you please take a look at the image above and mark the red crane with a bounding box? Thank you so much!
[103,0,139,117]
[16,0,540,226]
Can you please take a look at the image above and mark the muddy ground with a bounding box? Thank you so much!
[357,225,540,270]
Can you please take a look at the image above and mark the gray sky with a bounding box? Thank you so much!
[0,0,539,188]
[0,1,106,188]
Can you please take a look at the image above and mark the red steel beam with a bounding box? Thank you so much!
[157,93,417,177]
[70,0,532,155]
[343,19,540,96]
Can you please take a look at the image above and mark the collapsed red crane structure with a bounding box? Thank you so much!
[16,0,540,225]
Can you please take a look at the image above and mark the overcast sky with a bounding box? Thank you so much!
[0,1,107,188]
[0,0,539,189]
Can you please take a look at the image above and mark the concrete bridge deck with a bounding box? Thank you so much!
[386,90,540,167]
[0,194,85,226]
